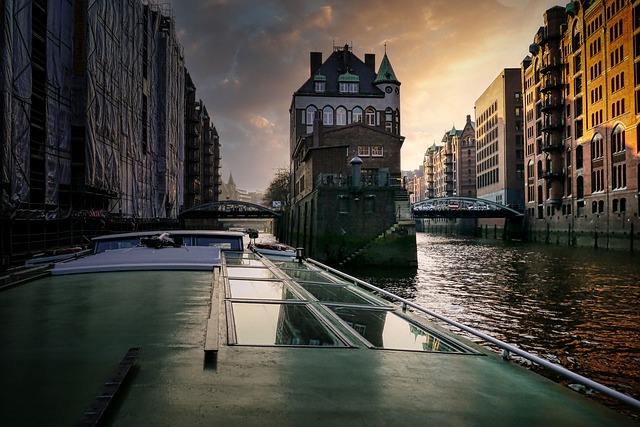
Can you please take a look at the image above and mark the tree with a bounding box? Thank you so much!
[263,166,291,209]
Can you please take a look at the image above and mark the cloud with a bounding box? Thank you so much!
[168,0,561,191]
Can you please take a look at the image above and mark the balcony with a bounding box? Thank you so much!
[541,118,564,132]
[540,57,564,73]
[540,76,563,93]
[539,28,562,45]
[540,136,565,152]
[541,96,564,112]
[541,168,565,180]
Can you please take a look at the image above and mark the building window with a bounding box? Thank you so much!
[314,81,326,93]
[611,126,625,153]
[591,134,604,159]
[365,107,376,126]
[353,107,363,123]
[323,106,334,125]
[305,106,317,132]
[336,107,346,125]
[358,146,370,157]
[577,176,584,199]
[371,146,383,157]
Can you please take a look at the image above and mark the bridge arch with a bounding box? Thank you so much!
[412,197,523,218]
[179,200,282,219]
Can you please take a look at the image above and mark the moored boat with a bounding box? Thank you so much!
[249,242,297,260]
[0,231,638,425]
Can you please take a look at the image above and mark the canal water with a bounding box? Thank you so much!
[345,232,640,416]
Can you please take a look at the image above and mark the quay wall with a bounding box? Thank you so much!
[280,187,417,267]
[419,217,639,253]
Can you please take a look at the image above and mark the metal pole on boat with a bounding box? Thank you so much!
[296,247,304,263]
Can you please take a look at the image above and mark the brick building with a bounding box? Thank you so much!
[289,44,404,202]
[282,44,415,267]
[475,69,525,210]
[524,1,640,247]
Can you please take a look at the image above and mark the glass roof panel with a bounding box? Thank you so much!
[298,283,375,305]
[229,279,298,300]
[330,307,469,353]
[231,302,346,347]
[282,269,335,283]
[226,267,277,279]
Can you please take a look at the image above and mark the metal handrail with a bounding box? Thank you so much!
[307,258,640,411]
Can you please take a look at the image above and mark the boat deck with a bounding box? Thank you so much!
[0,250,636,426]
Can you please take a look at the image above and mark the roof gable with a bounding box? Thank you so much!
[295,47,384,96]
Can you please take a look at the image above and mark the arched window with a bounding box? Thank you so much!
[323,106,334,125]
[353,107,363,123]
[365,107,376,126]
[611,125,625,153]
[336,107,347,125]
[305,106,317,132]
[576,176,584,199]
[385,108,393,132]
[591,133,603,159]
[572,20,582,52]
[576,145,583,168]
[609,127,627,190]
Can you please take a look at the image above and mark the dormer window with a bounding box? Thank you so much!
[338,72,359,93]
[313,73,326,93]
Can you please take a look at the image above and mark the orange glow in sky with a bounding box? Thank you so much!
[169,0,562,191]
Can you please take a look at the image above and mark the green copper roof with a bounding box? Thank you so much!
[374,52,400,84]
[313,73,326,82]
[338,72,359,82]
[449,126,457,136]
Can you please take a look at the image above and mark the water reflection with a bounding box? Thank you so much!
[346,233,640,404]
[231,302,344,347]
[331,306,466,353]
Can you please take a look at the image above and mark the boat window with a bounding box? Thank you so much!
[226,267,278,279]
[194,237,243,251]
[94,238,140,253]
[229,279,299,301]
[298,282,376,306]
[330,307,472,353]
[230,302,347,347]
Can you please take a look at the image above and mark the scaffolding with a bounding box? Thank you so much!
[0,0,187,266]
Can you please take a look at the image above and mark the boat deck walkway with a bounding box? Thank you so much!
[0,249,636,426]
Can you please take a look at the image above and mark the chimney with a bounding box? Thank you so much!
[343,44,350,71]
[310,52,322,77]
[350,157,363,187]
[365,54,375,71]
[312,110,324,147]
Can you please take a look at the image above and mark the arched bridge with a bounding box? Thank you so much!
[412,197,524,218]
[179,200,282,219]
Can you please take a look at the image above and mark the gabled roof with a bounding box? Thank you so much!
[295,47,384,96]
[374,52,400,85]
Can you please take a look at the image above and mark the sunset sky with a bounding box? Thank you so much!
[168,0,562,191]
